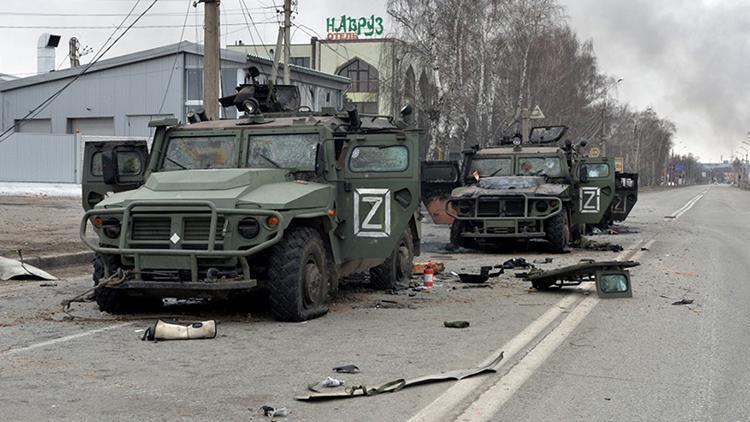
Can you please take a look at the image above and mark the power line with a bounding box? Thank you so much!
[239,0,274,59]
[0,8,275,17]
[0,0,159,143]
[158,0,192,114]
[0,22,277,29]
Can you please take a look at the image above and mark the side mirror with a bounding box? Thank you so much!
[578,165,589,183]
[596,270,632,298]
[102,149,118,185]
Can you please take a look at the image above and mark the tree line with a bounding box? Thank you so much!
[383,0,678,185]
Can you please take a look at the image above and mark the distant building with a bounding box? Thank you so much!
[0,41,349,137]
[0,72,18,82]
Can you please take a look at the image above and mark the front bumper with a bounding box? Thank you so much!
[81,200,284,285]
[447,194,562,238]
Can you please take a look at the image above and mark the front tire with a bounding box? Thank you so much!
[267,227,330,322]
[370,229,414,290]
[545,208,571,253]
[93,254,161,314]
[450,221,477,250]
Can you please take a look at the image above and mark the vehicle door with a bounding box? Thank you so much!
[572,157,616,226]
[611,172,639,221]
[336,135,420,262]
[421,160,460,224]
[82,140,149,210]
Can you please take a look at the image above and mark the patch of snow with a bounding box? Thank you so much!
[0,182,81,198]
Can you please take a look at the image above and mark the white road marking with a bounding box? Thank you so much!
[0,322,134,357]
[408,294,580,422]
[664,189,709,220]
[454,240,654,421]
[410,242,646,422]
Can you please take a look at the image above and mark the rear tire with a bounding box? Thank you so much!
[370,229,414,290]
[545,208,571,253]
[267,227,330,322]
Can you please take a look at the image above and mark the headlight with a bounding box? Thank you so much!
[102,218,121,238]
[535,201,549,213]
[238,217,260,239]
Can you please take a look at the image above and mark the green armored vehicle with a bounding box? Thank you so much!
[80,72,421,321]
[422,126,637,252]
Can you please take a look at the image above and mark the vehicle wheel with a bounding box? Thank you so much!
[267,226,330,322]
[531,280,554,290]
[450,221,476,249]
[370,229,414,290]
[545,208,571,253]
[93,254,161,314]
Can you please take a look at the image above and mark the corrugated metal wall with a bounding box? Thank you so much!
[0,133,79,183]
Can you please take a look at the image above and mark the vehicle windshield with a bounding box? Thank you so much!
[517,157,563,177]
[469,157,513,178]
[162,136,239,171]
[247,134,320,171]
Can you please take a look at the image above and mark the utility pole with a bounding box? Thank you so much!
[202,0,220,120]
[282,0,292,85]
[69,37,80,67]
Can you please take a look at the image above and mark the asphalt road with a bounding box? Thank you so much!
[0,184,744,421]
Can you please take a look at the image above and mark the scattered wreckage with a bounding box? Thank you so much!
[523,260,639,298]
[79,67,422,321]
[422,125,639,252]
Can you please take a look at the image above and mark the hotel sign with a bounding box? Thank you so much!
[326,15,384,40]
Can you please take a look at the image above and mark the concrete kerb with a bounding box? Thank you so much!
[21,251,94,270]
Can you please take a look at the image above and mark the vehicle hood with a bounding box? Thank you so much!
[451,176,569,197]
[97,168,333,210]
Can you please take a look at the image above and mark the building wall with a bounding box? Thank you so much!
[229,39,401,115]
[1,55,186,136]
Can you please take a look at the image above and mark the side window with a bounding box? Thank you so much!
[586,163,610,178]
[349,145,408,172]
[91,151,142,176]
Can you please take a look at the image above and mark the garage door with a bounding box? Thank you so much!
[15,118,52,133]
[69,117,114,136]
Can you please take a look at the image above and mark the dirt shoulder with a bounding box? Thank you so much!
[0,196,91,258]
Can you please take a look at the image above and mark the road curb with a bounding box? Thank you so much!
[23,251,94,270]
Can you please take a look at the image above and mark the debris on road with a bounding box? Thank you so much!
[523,260,639,298]
[308,376,346,392]
[454,266,502,283]
[38,282,58,287]
[332,365,360,374]
[142,320,217,341]
[533,257,554,264]
[259,405,289,418]
[0,255,57,281]
[373,300,415,310]
[502,258,533,269]
[462,284,493,289]
[295,352,504,401]
[672,298,695,305]
[412,261,445,275]
[444,320,470,329]
[572,238,624,252]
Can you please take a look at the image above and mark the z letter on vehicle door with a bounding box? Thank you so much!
[354,188,391,237]
[580,186,601,213]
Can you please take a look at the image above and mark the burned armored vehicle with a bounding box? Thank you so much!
[81,70,421,321]
[422,126,638,252]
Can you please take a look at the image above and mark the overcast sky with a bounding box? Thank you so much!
[1,0,747,162]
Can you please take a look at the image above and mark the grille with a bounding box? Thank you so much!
[131,216,171,240]
[183,217,225,241]
[476,197,525,217]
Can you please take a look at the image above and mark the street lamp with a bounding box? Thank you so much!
[601,77,624,156]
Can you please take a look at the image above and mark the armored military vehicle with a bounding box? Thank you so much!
[422,126,637,252]
[80,69,421,321]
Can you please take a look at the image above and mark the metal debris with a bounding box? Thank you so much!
[296,352,504,401]
[259,405,289,418]
[672,299,694,305]
[444,320,470,329]
[333,365,360,374]
[0,255,57,281]
[454,266,502,283]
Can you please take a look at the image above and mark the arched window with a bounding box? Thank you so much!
[337,58,379,93]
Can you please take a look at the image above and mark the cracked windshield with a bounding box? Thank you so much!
[1,0,749,421]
